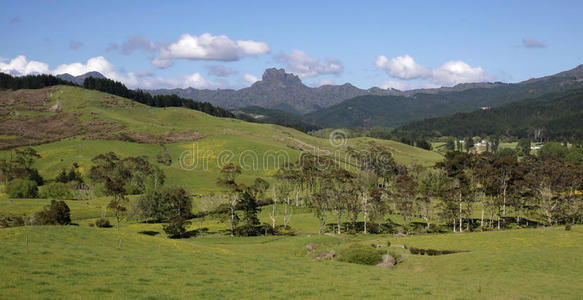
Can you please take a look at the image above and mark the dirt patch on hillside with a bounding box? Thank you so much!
[85,129,202,144]
[0,112,85,149]
[0,88,53,111]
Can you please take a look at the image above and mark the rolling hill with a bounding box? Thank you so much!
[0,85,442,193]
[306,64,583,128]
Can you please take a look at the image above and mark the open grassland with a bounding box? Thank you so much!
[0,221,581,299]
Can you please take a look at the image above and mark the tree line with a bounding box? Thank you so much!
[260,142,583,234]
[82,77,235,118]
[0,72,235,119]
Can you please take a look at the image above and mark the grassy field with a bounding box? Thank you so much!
[0,220,581,299]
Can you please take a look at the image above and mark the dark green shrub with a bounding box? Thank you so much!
[565,224,572,231]
[163,217,191,238]
[0,214,25,227]
[95,218,112,228]
[6,179,38,198]
[387,240,391,247]
[39,182,71,199]
[124,184,142,195]
[30,200,71,225]
[338,245,383,265]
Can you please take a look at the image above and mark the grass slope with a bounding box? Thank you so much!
[0,224,580,299]
[1,86,441,192]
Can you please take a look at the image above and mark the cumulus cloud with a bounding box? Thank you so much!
[375,54,490,87]
[432,61,489,85]
[69,40,83,50]
[243,73,258,84]
[0,55,50,75]
[1,54,221,90]
[317,79,335,86]
[522,37,546,48]
[274,50,343,78]
[52,56,117,78]
[153,33,270,68]
[375,55,430,80]
[207,65,237,77]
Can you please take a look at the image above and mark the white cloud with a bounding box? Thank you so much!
[1,54,221,90]
[0,55,50,75]
[522,37,546,48]
[52,56,117,79]
[432,61,489,85]
[375,54,490,87]
[121,35,157,54]
[153,33,270,68]
[243,73,258,84]
[274,50,343,78]
[375,55,430,80]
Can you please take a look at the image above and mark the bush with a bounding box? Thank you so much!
[338,245,383,265]
[95,218,112,228]
[387,240,391,247]
[565,224,572,231]
[29,200,71,225]
[124,184,142,195]
[0,214,25,228]
[6,179,38,198]
[163,217,191,238]
[39,182,72,199]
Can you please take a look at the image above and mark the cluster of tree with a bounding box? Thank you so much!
[82,77,235,118]
[0,73,74,90]
[264,142,583,235]
[88,152,166,230]
[394,88,583,142]
[0,148,44,198]
[215,164,270,236]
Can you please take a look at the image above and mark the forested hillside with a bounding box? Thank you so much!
[394,88,583,141]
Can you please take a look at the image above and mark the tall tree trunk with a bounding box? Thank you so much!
[362,193,368,234]
[502,184,507,228]
[337,209,342,234]
[270,201,276,230]
[453,218,457,233]
[481,202,485,231]
[459,192,463,232]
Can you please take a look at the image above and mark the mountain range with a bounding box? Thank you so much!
[55,64,583,130]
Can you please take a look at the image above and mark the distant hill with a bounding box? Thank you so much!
[306,64,583,128]
[149,68,403,114]
[232,106,321,132]
[56,71,105,85]
[393,88,583,140]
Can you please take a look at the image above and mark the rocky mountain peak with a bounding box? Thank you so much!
[261,68,302,84]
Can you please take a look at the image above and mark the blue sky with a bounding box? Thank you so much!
[1,0,582,90]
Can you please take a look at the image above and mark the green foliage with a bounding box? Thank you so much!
[135,186,192,222]
[0,72,75,90]
[95,218,112,228]
[163,216,191,238]
[39,182,72,199]
[30,200,71,225]
[516,138,531,156]
[394,88,583,140]
[6,178,38,198]
[538,142,569,159]
[338,245,383,265]
[236,191,261,236]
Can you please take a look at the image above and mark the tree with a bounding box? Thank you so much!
[217,163,243,236]
[417,168,447,230]
[394,174,417,231]
[237,190,260,236]
[464,137,474,152]
[5,179,38,198]
[516,138,531,156]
